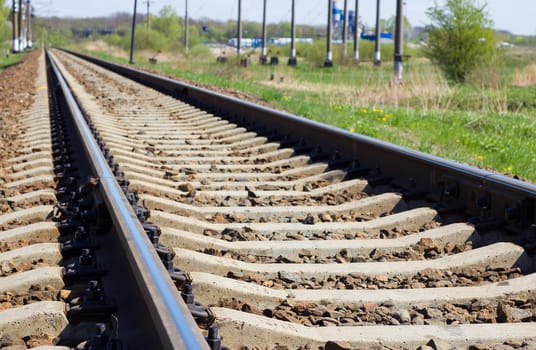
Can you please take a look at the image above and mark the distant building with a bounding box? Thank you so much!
[227,37,313,48]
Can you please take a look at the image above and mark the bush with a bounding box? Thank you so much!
[103,33,129,51]
[134,27,169,51]
[187,44,211,58]
[425,0,497,83]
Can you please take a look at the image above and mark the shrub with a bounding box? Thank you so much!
[425,0,497,83]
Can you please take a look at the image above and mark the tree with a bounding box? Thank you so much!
[152,6,181,39]
[425,0,496,82]
[0,0,10,50]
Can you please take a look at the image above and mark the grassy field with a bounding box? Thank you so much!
[0,52,25,72]
[79,41,536,182]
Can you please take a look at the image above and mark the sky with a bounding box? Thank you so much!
[33,0,536,36]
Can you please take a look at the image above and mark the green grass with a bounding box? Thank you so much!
[0,52,25,72]
[85,46,536,182]
[344,108,535,178]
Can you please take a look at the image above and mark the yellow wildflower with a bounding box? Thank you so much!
[333,105,343,111]
[503,166,513,173]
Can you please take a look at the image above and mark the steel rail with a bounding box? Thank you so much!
[47,51,208,350]
[66,50,536,229]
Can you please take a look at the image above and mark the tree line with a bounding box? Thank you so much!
[2,0,536,83]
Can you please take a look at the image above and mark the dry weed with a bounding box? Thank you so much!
[260,63,454,112]
[512,64,536,86]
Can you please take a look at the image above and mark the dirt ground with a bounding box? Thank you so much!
[0,50,39,168]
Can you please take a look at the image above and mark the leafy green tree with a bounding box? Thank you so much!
[134,26,169,51]
[152,6,181,39]
[425,0,496,82]
[268,22,292,38]
[0,0,11,50]
[242,21,262,38]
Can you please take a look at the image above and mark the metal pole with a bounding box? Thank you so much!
[324,0,333,67]
[21,0,26,48]
[353,0,359,62]
[260,0,267,63]
[374,0,381,65]
[26,0,31,48]
[288,0,297,66]
[393,0,404,82]
[237,0,242,56]
[184,0,189,54]
[146,1,150,29]
[342,0,347,60]
[129,0,138,64]
[18,0,23,50]
[12,0,17,52]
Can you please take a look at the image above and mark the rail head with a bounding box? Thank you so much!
[47,50,209,350]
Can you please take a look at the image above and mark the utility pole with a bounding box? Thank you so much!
[393,0,404,82]
[129,0,138,64]
[374,0,381,65]
[12,0,17,53]
[26,0,31,48]
[18,0,23,50]
[237,0,242,56]
[145,0,151,29]
[341,0,348,60]
[353,0,359,62]
[184,0,189,54]
[288,0,297,66]
[260,0,268,64]
[324,0,333,67]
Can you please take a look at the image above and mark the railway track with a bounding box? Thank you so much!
[0,48,535,349]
